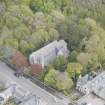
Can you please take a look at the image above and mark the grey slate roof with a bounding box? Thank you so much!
[77,71,105,99]
[77,73,96,89]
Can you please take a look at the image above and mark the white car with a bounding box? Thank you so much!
[53,97,59,102]
[87,103,92,105]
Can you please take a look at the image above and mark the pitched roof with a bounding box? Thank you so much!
[77,74,95,87]
[77,71,105,99]
[30,40,58,56]
[30,40,68,58]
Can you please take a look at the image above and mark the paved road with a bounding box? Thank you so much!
[77,93,105,105]
[0,61,70,105]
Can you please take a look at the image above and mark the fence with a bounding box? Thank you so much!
[24,73,63,99]
[5,61,63,99]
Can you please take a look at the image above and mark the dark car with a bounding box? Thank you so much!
[14,70,23,77]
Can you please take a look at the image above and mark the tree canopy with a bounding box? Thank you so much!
[1,0,105,95]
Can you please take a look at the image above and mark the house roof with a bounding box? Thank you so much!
[77,71,105,100]
[30,40,58,57]
[30,40,68,59]
[77,74,95,87]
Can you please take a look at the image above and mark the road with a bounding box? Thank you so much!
[0,61,70,105]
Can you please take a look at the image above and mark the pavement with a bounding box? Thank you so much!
[0,61,70,105]
[77,93,105,105]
